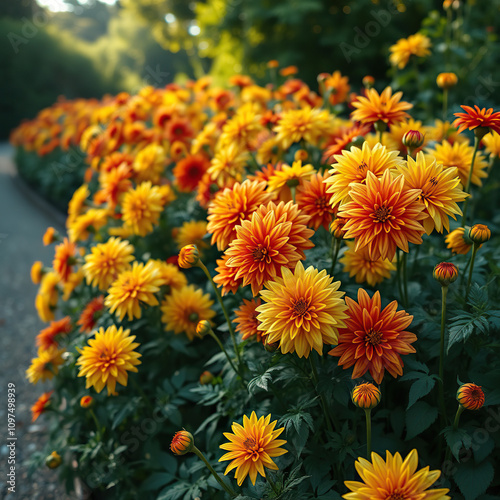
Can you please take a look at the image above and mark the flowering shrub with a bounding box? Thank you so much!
[14,30,500,500]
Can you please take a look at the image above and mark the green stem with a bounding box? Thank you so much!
[309,356,334,434]
[465,243,478,303]
[266,473,280,496]
[330,238,341,276]
[442,88,448,121]
[461,135,479,227]
[89,409,101,435]
[365,409,372,458]
[197,261,242,367]
[207,329,242,379]
[438,286,448,428]
[453,405,465,430]
[193,446,237,498]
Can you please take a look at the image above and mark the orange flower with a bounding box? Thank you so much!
[351,87,413,128]
[31,261,44,284]
[454,105,500,136]
[469,223,491,244]
[457,383,485,410]
[338,170,426,261]
[445,227,472,254]
[173,154,210,192]
[31,391,53,422]
[178,244,200,269]
[433,262,459,286]
[207,180,274,251]
[77,296,105,333]
[351,383,381,410]
[322,123,371,164]
[36,316,72,350]
[80,395,94,408]
[280,65,298,77]
[96,163,132,209]
[324,71,351,105]
[170,430,195,455]
[233,298,262,342]
[43,227,58,246]
[213,254,243,296]
[53,238,78,282]
[329,289,416,384]
[344,450,450,500]
[437,72,458,89]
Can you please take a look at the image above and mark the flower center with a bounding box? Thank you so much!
[314,196,327,210]
[252,245,268,262]
[470,389,482,400]
[293,298,309,316]
[358,160,368,171]
[372,204,393,223]
[99,350,117,370]
[243,437,257,450]
[429,176,438,186]
[386,494,405,500]
[365,328,382,345]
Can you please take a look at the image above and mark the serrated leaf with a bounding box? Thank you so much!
[407,376,436,409]
[443,427,472,461]
[473,435,495,464]
[405,401,438,440]
[454,461,494,500]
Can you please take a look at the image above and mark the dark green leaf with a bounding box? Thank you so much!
[405,401,438,440]
[454,461,494,500]
[407,376,436,409]
[443,427,472,461]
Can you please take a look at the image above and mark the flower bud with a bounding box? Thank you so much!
[436,72,458,89]
[351,383,381,410]
[330,218,348,239]
[457,383,485,410]
[362,75,375,89]
[402,130,425,149]
[267,60,279,69]
[199,371,214,385]
[170,430,195,455]
[196,320,213,337]
[294,149,308,162]
[43,227,59,246]
[468,223,491,244]
[80,395,94,409]
[45,451,62,469]
[31,261,45,285]
[178,244,200,269]
[433,262,459,286]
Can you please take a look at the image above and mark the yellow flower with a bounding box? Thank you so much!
[340,241,396,287]
[256,261,348,358]
[82,237,135,290]
[174,220,208,251]
[483,131,500,158]
[343,449,450,500]
[26,346,64,384]
[160,285,215,341]
[105,261,166,321]
[395,152,467,234]
[76,325,141,395]
[445,227,472,254]
[208,142,249,188]
[31,261,44,284]
[218,102,263,150]
[436,72,458,89]
[325,142,403,208]
[152,260,187,292]
[62,269,84,301]
[274,107,334,149]
[389,33,432,69]
[170,430,195,455]
[35,272,59,322]
[68,184,90,224]
[133,144,166,183]
[469,223,491,244]
[121,182,165,237]
[219,412,287,486]
[267,160,315,202]
[68,208,109,243]
[426,140,488,188]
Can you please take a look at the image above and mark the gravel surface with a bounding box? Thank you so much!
[0,144,73,499]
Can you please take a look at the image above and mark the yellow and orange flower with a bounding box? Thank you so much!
[160,285,215,341]
[68,208,109,243]
[445,227,472,254]
[389,33,431,69]
[173,154,211,192]
[67,184,90,224]
[43,226,58,246]
[469,223,491,244]
[219,412,287,486]
[351,87,412,128]
[26,345,65,384]
[213,254,243,296]
[31,261,44,284]
[121,182,165,237]
[96,162,132,208]
[396,152,467,234]
[426,140,488,188]
[457,383,485,410]
[52,238,77,283]
[340,241,396,287]
[208,143,249,188]
[152,260,187,293]
[233,298,263,342]
[36,316,72,350]
[343,450,450,500]
[324,71,351,105]
[454,105,500,136]
[325,142,403,208]
[77,296,105,333]
[31,391,53,422]
[329,289,416,384]
[207,180,274,251]
[257,261,348,358]
[132,143,166,183]
[322,123,371,163]
[436,72,458,90]
[433,262,459,286]
[338,170,426,261]
[170,430,195,455]
[267,160,315,202]
[351,383,381,410]
[76,325,141,395]
[83,237,135,290]
[80,395,94,408]
[105,261,166,321]
[178,244,200,269]
[35,271,59,322]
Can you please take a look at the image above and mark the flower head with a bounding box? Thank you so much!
[437,72,458,89]
[77,296,105,333]
[352,383,381,410]
[173,154,210,192]
[343,449,450,500]
[45,451,62,469]
[233,298,263,342]
[36,316,72,350]
[267,160,314,202]
[31,261,44,284]
[433,262,459,286]
[329,289,416,384]
[178,244,200,269]
[445,227,472,254]
[468,223,491,244]
[457,383,485,410]
[80,395,94,408]
[35,272,59,322]
[219,412,287,486]
[338,170,426,261]
[31,391,53,422]
[43,227,58,246]
[389,33,431,69]
[351,87,412,128]
[402,129,425,149]
[454,105,500,137]
[171,430,195,455]
[26,345,65,384]
[174,221,208,251]
[76,325,141,395]
[257,262,348,358]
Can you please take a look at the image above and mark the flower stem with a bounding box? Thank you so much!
[309,356,334,434]
[465,243,478,303]
[461,135,479,227]
[442,88,448,121]
[207,329,242,379]
[330,237,341,276]
[197,260,242,367]
[89,409,101,435]
[453,405,465,430]
[364,409,372,458]
[193,446,237,498]
[438,286,448,428]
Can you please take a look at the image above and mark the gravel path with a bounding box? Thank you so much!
[0,144,72,499]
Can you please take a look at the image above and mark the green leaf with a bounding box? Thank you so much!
[443,426,472,461]
[454,461,494,500]
[142,472,174,491]
[407,376,436,409]
[405,401,438,440]
[473,435,495,464]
